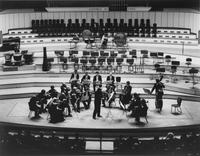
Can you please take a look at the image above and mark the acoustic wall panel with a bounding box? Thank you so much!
[35,12,41,20]
[184,13,190,28]
[53,12,60,19]
[103,11,109,21]
[126,12,132,21]
[24,13,31,27]
[81,12,87,21]
[41,12,48,19]
[189,13,194,32]
[178,12,185,28]
[137,12,143,20]
[8,14,14,29]
[155,12,162,27]
[161,12,168,27]
[149,12,155,23]
[86,12,93,22]
[167,12,174,27]
[18,13,25,28]
[13,14,19,29]
[173,12,179,28]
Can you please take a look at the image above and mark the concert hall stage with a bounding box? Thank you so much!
[0,92,200,130]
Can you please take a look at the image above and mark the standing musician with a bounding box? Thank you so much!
[93,85,103,119]
[70,87,78,112]
[93,71,102,92]
[81,72,91,89]
[70,70,80,88]
[150,75,165,112]
[119,81,132,107]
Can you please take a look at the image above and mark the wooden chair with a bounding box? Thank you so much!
[171,97,182,114]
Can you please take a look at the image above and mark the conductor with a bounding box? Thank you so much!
[93,85,103,119]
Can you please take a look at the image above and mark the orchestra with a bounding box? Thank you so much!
[28,71,150,124]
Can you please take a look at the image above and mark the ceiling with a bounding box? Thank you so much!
[0,0,199,11]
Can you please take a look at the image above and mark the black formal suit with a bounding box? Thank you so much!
[106,75,115,84]
[93,88,103,119]
[70,73,79,80]
[93,75,102,91]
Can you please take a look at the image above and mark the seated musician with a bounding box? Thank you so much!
[81,85,91,109]
[93,71,102,92]
[120,81,132,107]
[48,98,65,123]
[36,89,48,113]
[128,93,142,123]
[106,72,115,88]
[47,85,58,98]
[70,70,80,88]
[59,90,72,117]
[60,83,71,96]
[81,72,91,89]
[106,85,116,108]
[28,96,41,118]
[70,87,78,112]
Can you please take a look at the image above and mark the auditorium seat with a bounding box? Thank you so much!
[116,58,123,73]
[13,53,22,66]
[126,58,134,72]
[23,53,33,65]
[80,57,88,72]
[185,58,192,67]
[4,53,13,66]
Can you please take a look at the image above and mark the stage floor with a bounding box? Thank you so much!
[0,98,200,129]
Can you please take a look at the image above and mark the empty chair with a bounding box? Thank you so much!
[89,57,96,71]
[129,50,137,58]
[185,58,192,67]
[165,55,171,65]
[80,57,88,72]
[127,58,134,72]
[13,53,22,66]
[4,53,13,66]
[116,58,123,73]
[171,97,182,114]
[23,53,33,65]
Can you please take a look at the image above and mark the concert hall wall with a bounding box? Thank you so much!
[0,11,200,34]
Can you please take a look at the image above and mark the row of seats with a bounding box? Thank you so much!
[0,132,85,154]
[114,132,200,155]
[4,51,33,66]
[0,130,199,155]
[31,18,157,37]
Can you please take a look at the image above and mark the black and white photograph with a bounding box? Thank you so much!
[0,0,200,155]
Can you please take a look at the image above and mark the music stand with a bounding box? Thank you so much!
[143,88,151,95]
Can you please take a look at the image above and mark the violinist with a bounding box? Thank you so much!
[81,85,91,109]
[70,87,78,111]
[81,72,91,89]
[120,81,132,106]
[59,89,72,117]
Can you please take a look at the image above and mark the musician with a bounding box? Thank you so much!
[106,72,115,87]
[81,85,91,109]
[59,91,72,117]
[120,81,132,106]
[70,70,80,88]
[106,85,116,108]
[36,89,48,113]
[70,87,78,111]
[128,93,142,123]
[48,98,65,123]
[81,72,91,89]
[47,85,58,98]
[28,96,41,118]
[93,85,103,119]
[93,71,102,92]
[60,83,70,96]
[150,75,165,112]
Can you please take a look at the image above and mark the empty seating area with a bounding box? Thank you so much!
[31,18,157,37]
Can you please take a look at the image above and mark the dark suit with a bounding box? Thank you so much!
[70,73,79,80]
[93,75,102,91]
[106,75,115,84]
[93,88,103,119]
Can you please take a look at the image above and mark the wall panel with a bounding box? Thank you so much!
[1,11,200,34]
